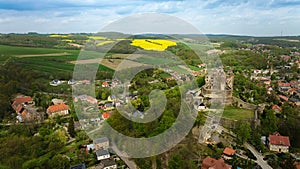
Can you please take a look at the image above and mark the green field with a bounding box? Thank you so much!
[222,106,254,120]
[135,56,178,65]
[0,45,79,56]
[0,45,113,74]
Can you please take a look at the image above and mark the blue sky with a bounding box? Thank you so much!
[0,0,299,36]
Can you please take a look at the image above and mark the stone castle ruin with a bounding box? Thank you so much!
[201,69,234,106]
[200,69,264,115]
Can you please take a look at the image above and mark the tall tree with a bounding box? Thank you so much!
[261,109,278,135]
[236,122,252,145]
[68,118,76,138]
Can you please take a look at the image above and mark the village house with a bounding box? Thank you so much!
[12,95,43,123]
[94,137,109,150]
[133,110,144,119]
[290,80,300,89]
[272,105,282,113]
[198,103,206,110]
[68,79,76,85]
[222,147,236,160]
[103,103,115,111]
[70,164,86,169]
[99,159,117,169]
[294,162,300,169]
[201,157,232,169]
[107,95,117,102]
[96,149,110,161]
[51,98,64,105]
[86,144,95,152]
[278,95,289,102]
[278,81,291,92]
[102,81,109,88]
[46,103,69,117]
[268,132,290,153]
[50,79,63,86]
[102,112,111,120]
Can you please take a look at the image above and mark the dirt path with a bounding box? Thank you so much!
[15,52,71,58]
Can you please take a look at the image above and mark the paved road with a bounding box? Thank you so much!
[245,143,272,169]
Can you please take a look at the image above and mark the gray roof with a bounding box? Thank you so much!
[96,149,109,156]
[101,159,116,167]
[93,137,109,144]
[70,164,86,169]
[133,110,144,118]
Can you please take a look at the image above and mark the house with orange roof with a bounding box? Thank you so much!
[278,95,289,102]
[222,147,236,160]
[272,105,282,113]
[201,157,232,169]
[11,95,33,111]
[47,103,69,117]
[102,112,111,120]
[166,77,174,81]
[102,81,109,88]
[11,95,43,123]
[268,132,290,153]
[294,162,300,169]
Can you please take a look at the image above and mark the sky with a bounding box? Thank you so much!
[0,0,299,36]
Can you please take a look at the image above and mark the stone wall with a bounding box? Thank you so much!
[231,97,257,110]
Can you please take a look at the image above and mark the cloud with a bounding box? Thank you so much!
[0,0,299,36]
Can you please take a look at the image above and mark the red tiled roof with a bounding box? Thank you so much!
[294,162,300,169]
[47,103,69,114]
[272,105,282,111]
[278,83,290,87]
[102,112,111,119]
[102,81,108,86]
[166,77,174,81]
[269,133,290,146]
[278,95,289,101]
[223,148,236,156]
[202,157,232,169]
[16,104,23,113]
[13,96,32,104]
[21,109,28,118]
[288,88,297,93]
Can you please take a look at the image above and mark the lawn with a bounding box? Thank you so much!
[222,106,254,120]
[188,65,203,71]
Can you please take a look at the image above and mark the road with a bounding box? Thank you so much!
[244,143,272,169]
[111,142,137,169]
[217,126,272,169]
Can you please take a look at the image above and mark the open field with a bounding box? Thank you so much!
[134,56,178,65]
[0,45,114,74]
[222,106,254,120]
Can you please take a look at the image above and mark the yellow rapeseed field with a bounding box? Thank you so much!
[49,34,68,38]
[130,39,177,51]
[88,36,107,40]
[96,40,114,46]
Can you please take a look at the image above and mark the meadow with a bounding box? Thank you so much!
[222,106,254,120]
